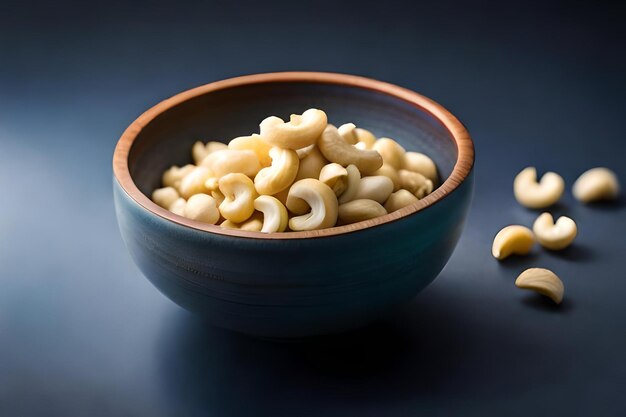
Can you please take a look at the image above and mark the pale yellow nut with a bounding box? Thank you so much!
[373,163,401,191]
[318,125,383,175]
[206,141,228,154]
[200,149,261,179]
[211,189,225,207]
[319,163,349,196]
[398,169,433,199]
[287,179,338,231]
[338,199,387,224]
[384,189,419,212]
[152,187,180,209]
[354,127,377,149]
[259,108,327,150]
[162,164,194,191]
[337,164,362,204]
[515,268,564,304]
[179,166,213,199]
[492,225,535,260]
[254,147,299,195]
[513,167,564,209]
[169,198,187,216]
[184,193,220,224]
[218,173,257,223]
[295,143,316,159]
[192,141,228,165]
[403,152,438,185]
[353,175,394,204]
[203,177,220,192]
[228,134,273,167]
[532,212,577,250]
[337,123,358,144]
[572,167,620,203]
[220,212,264,232]
[294,145,328,181]
[254,195,289,233]
[373,138,406,170]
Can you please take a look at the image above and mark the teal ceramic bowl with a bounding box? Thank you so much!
[113,72,474,338]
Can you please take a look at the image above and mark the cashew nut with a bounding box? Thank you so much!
[218,173,257,223]
[403,151,438,184]
[220,212,264,232]
[317,125,383,175]
[337,164,362,204]
[169,198,187,216]
[259,109,327,150]
[211,189,225,207]
[513,167,564,209]
[492,225,535,260]
[373,163,401,191]
[179,166,213,199]
[353,175,394,204]
[203,177,220,192]
[384,189,419,212]
[319,163,349,196]
[184,193,220,224]
[152,186,180,209]
[353,127,377,149]
[338,199,387,224]
[296,143,316,159]
[192,141,228,164]
[532,212,577,250]
[373,138,406,170]
[287,179,338,231]
[572,167,620,203]
[515,268,564,304]
[228,134,273,167]
[337,123,358,144]
[254,195,288,233]
[294,145,328,181]
[162,164,194,190]
[398,169,433,199]
[254,147,299,195]
[201,149,261,179]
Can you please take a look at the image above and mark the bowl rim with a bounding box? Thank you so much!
[113,71,474,240]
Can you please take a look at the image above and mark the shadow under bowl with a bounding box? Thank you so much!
[112,72,474,338]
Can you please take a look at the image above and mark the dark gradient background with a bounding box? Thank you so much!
[1,1,625,416]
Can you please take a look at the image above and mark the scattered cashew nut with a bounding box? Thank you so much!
[228,134,273,167]
[169,198,187,216]
[353,175,394,204]
[218,173,257,223]
[259,109,327,150]
[286,179,338,231]
[337,123,358,144]
[513,167,564,209]
[318,125,383,175]
[179,166,213,199]
[492,225,535,260]
[254,147,299,195]
[373,163,401,191]
[254,195,289,233]
[152,187,180,209]
[338,199,387,224]
[572,167,620,203]
[515,268,564,304]
[201,149,261,179]
[184,193,220,224]
[373,138,406,170]
[398,169,433,199]
[532,212,577,250]
[319,163,349,196]
[384,189,419,212]
[337,164,362,204]
[403,151,438,185]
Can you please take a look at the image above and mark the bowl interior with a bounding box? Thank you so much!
[128,81,458,197]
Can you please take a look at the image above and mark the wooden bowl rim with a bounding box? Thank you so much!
[113,71,474,240]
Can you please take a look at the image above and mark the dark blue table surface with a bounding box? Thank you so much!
[1,1,625,416]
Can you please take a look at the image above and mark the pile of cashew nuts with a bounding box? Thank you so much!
[492,165,620,304]
[151,108,439,233]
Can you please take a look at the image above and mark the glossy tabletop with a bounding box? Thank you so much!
[1,1,625,416]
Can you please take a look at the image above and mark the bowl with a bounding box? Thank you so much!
[112,72,474,338]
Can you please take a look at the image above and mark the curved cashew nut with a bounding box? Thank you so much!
[152,187,180,209]
[398,169,433,199]
[184,193,220,224]
[254,147,299,195]
[513,167,564,209]
[179,166,213,199]
[515,268,564,304]
[169,198,187,216]
[287,179,338,231]
[259,109,327,150]
[162,164,194,191]
[338,199,387,224]
[353,175,394,204]
[337,164,362,204]
[254,195,289,233]
[572,167,620,203]
[228,134,273,167]
[319,163,349,196]
[211,189,225,207]
[337,123,358,144]
[218,173,257,223]
[317,125,383,175]
[201,149,261,179]
[384,189,419,212]
[373,138,406,170]
[492,225,535,260]
[373,163,401,191]
[532,212,577,250]
[220,212,264,232]
[403,152,438,185]
[192,141,228,164]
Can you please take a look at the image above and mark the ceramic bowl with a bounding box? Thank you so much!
[113,72,474,338]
